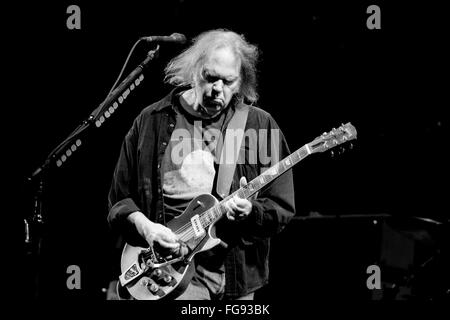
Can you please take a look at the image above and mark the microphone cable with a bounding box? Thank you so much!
[106,38,146,97]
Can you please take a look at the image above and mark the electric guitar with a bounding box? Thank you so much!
[117,122,357,300]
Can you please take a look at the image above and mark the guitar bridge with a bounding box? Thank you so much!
[141,245,187,268]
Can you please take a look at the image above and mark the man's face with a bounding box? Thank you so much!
[194,47,241,116]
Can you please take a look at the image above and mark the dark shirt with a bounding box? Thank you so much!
[108,87,295,297]
[161,97,231,219]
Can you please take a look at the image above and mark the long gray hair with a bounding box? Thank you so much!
[164,29,260,104]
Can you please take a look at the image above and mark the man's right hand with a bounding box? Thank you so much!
[128,211,180,250]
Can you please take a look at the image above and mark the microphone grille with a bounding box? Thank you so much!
[171,33,187,43]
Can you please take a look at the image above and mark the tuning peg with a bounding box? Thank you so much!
[330,150,335,157]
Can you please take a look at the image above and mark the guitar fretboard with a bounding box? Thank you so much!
[198,145,311,228]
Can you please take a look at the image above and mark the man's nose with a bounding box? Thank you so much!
[212,80,224,92]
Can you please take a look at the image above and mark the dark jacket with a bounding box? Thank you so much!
[108,88,295,297]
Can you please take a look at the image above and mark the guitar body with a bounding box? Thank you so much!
[116,123,357,300]
[118,194,222,300]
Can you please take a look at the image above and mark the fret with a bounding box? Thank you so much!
[203,206,218,227]
[200,211,207,227]
[262,172,271,183]
[200,214,205,226]
[216,206,222,219]
[284,157,292,167]
[204,211,212,225]
[278,161,286,173]
[207,209,215,223]
[242,187,251,198]
[297,146,308,160]
[200,144,315,227]
[291,150,300,163]
[266,164,278,177]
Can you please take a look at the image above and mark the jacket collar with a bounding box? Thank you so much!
[151,87,185,113]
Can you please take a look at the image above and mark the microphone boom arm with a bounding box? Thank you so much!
[89,45,160,124]
[25,45,161,298]
[29,44,160,182]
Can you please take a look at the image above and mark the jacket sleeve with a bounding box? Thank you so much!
[107,115,146,246]
[239,115,296,239]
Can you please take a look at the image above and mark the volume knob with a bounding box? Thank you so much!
[163,274,172,283]
[153,269,162,277]
[148,282,159,293]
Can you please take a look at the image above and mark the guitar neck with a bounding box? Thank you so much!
[233,144,310,199]
[199,144,311,227]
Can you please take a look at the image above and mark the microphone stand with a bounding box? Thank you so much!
[25,45,160,298]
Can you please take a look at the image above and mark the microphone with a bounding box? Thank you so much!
[141,33,186,44]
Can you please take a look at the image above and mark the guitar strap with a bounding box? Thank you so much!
[215,102,249,199]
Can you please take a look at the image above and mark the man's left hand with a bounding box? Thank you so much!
[223,177,252,221]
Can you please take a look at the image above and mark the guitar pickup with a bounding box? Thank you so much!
[191,214,205,238]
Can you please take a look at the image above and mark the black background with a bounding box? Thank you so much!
[15,1,448,301]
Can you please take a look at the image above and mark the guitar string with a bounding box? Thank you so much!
[172,187,254,242]
[173,196,233,241]
[173,200,227,239]
[172,190,234,235]
[177,129,345,238]
[173,150,303,241]
[172,167,281,241]
[174,149,317,246]
[171,206,217,235]
[162,140,350,244]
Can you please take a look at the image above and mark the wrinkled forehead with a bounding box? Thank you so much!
[203,47,241,75]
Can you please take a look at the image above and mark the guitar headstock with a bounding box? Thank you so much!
[307,122,357,154]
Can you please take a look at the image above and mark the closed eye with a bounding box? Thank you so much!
[203,71,238,86]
